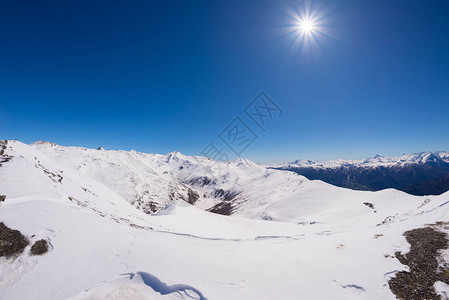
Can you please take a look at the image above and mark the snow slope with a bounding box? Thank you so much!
[1,140,449,299]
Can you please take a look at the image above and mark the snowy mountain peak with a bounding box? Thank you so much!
[280,151,449,169]
[165,151,191,164]
[231,158,258,168]
[436,151,449,163]
[412,152,440,164]
[31,140,58,147]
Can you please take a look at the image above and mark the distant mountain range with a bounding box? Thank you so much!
[271,151,449,196]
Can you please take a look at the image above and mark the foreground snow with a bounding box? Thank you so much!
[1,141,448,299]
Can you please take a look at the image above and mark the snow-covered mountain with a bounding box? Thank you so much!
[1,140,448,299]
[278,151,449,169]
[272,151,449,196]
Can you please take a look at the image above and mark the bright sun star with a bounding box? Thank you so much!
[298,19,315,34]
[284,1,331,51]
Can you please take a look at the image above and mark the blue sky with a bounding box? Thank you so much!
[1,0,448,163]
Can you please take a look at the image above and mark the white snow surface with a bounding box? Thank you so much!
[0,140,448,299]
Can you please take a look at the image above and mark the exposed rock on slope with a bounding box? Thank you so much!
[389,224,449,299]
[0,222,29,257]
[30,240,49,256]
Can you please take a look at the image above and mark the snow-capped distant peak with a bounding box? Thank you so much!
[436,151,449,163]
[278,151,449,169]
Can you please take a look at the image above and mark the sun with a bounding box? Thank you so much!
[283,1,331,51]
[298,19,316,34]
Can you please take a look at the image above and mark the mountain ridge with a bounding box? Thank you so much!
[278,151,449,169]
[27,140,449,197]
[272,151,449,196]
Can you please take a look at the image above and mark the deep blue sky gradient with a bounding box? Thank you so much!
[1,0,449,162]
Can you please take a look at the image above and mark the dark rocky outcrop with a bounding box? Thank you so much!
[363,202,374,209]
[389,226,449,299]
[141,201,163,214]
[0,222,29,257]
[206,189,240,216]
[185,176,216,187]
[187,189,199,205]
[30,239,49,255]
[0,140,12,167]
[207,201,235,216]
